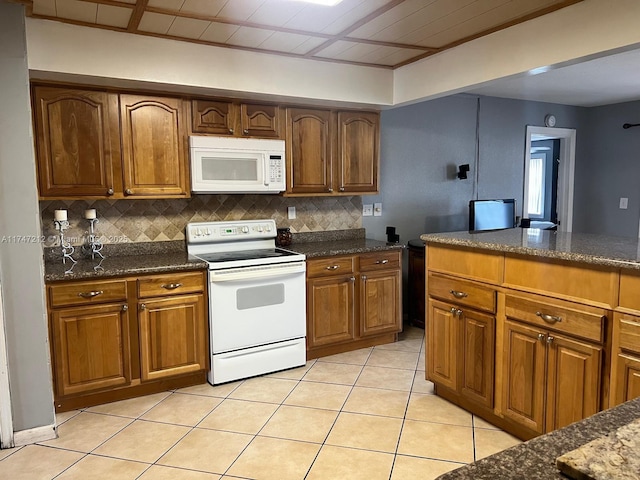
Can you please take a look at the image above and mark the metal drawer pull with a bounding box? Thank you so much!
[449,290,468,299]
[326,265,340,270]
[161,283,183,290]
[375,259,389,265]
[536,311,562,323]
[78,290,103,298]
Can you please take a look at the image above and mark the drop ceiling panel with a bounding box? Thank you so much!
[199,21,239,43]
[179,0,227,17]
[167,16,211,39]
[55,0,97,23]
[32,0,56,17]
[138,12,176,34]
[26,0,584,69]
[96,5,133,29]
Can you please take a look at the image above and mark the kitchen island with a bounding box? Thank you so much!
[420,228,640,440]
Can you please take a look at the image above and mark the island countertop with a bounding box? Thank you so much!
[420,229,640,270]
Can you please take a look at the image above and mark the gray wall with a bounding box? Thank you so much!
[363,95,587,243]
[573,100,640,237]
[0,3,55,434]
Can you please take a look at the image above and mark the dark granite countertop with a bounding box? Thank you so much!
[420,229,640,270]
[44,230,403,282]
[438,397,640,480]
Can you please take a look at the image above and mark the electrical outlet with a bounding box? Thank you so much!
[374,202,382,217]
[287,206,296,219]
[620,197,629,209]
[362,204,373,216]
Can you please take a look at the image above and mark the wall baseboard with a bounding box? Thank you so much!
[12,424,56,446]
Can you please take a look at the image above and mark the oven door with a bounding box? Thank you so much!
[208,262,306,353]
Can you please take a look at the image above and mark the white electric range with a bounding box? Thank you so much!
[186,219,306,385]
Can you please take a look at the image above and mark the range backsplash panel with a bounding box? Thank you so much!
[40,195,363,245]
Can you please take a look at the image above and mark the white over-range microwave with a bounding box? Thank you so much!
[190,136,286,194]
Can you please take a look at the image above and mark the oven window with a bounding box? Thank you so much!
[202,157,258,181]
[237,284,285,310]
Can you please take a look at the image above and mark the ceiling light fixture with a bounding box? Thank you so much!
[288,0,344,6]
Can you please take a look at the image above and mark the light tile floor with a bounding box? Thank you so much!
[0,325,521,480]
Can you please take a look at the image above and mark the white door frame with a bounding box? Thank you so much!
[0,282,14,448]
[523,126,576,232]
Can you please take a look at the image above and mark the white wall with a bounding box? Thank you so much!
[26,18,393,107]
[0,3,55,435]
[393,0,640,106]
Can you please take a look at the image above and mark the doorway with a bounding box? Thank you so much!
[523,126,576,232]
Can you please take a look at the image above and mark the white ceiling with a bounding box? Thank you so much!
[465,47,640,107]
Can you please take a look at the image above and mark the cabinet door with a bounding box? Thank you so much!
[286,108,333,194]
[33,86,118,198]
[120,95,189,197]
[546,334,601,432]
[502,320,546,434]
[51,303,131,396]
[460,309,495,408]
[613,353,640,405]
[359,269,401,337]
[240,103,280,138]
[336,111,379,194]
[138,294,207,381]
[307,274,355,348]
[191,99,236,135]
[427,299,459,391]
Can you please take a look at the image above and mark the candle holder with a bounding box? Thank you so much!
[82,218,105,260]
[53,219,77,270]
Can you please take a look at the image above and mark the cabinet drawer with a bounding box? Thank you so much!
[138,271,204,298]
[427,244,503,284]
[618,314,640,354]
[619,271,640,312]
[428,273,496,314]
[307,256,354,278]
[505,294,607,343]
[49,279,128,308]
[359,250,401,272]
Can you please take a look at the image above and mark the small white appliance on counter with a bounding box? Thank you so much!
[186,219,306,384]
[190,136,286,194]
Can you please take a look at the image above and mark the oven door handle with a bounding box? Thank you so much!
[209,263,306,282]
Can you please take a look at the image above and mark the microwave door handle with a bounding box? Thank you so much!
[263,155,269,187]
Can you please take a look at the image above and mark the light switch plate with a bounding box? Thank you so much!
[362,204,373,216]
[288,206,296,219]
[620,197,629,209]
[374,202,382,217]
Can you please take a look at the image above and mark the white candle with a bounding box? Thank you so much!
[54,209,67,221]
[84,209,97,220]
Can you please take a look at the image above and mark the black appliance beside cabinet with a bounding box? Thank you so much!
[407,239,426,329]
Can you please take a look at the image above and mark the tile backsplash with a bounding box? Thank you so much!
[40,195,363,246]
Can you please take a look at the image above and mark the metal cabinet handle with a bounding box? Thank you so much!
[536,311,562,323]
[125,188,133,195]
[78,290,103,298]
[349,276,355,282]
[546,335,555,344]
[229,128,234,134]
[449,290,468,299]
[107,188,114,195]
[339,187,345,192]
[375,259,389,265]
[327,188,333,193]
[122,305,128,312]
[140,303,146,310]
[362,275,367,281]
[161,283,183,290]
[450,307,462,317]
[537,333,546,341]
[326,265,340,270]
[243,129,249,135]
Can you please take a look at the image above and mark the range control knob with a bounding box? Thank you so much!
[241,226,249,233]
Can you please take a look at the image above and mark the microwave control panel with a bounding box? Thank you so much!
[269,155,284,184]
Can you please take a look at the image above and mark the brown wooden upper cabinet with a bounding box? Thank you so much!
[285,107,379,196]
[191,99,281,138]
[33,86,119,198]
[33,85,189,199]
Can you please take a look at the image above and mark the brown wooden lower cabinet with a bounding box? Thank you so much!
[306,250,402,358]
[47,271,207,411]
[611,312,640,406]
